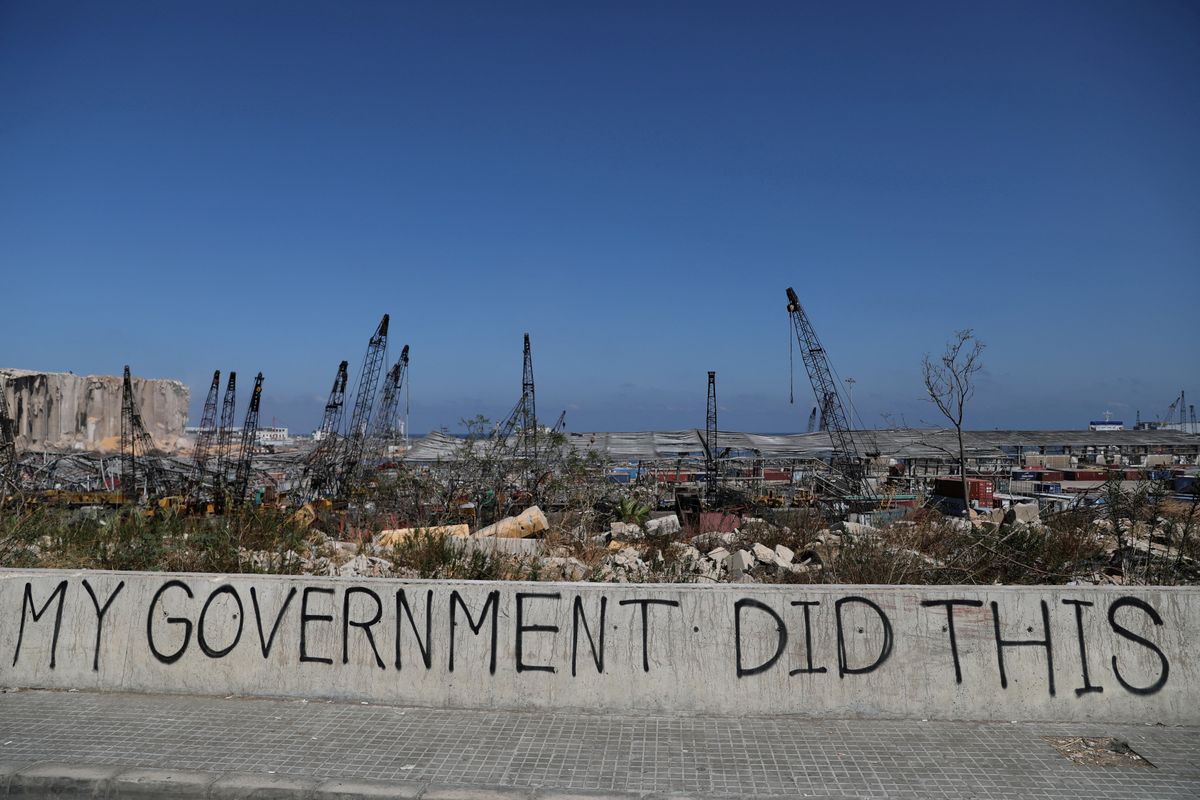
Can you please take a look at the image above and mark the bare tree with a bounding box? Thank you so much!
[922,330,985,515]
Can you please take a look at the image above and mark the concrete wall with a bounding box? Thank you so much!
[0,568,1195,723]
[0,369,189,452]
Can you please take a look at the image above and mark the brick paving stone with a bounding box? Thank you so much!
[0,690,1195,798]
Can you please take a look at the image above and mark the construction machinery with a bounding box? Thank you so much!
[212,372,238,493]
[365,345,409,467]
[187,370,221,501]
[703,371,719,501]
[232,372,264,504]
[336,314,389,498]
[515,333,538,466]
[0,377,18,499]
[785,287,870,500]
[119,365,164,502]
[303,360,349,500]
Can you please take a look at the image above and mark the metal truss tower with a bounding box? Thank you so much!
[188,370,221,497]
[233,372,263,503]
[705,371,719,500]
[338,314,389,496]
[785,287,866,497]
[213,372,238,490]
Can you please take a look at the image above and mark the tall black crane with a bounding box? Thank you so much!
[213,372,238,490]
[0,377,17,493]
[703,371,719,499]
[233,372,264,503]
[320,361,350,441]
[304,360,348,500]
[519,333,537,465]
[785,287,867,497]
[120,366,162,502]
[337,314,389,496]
[494,334,537,452]
[188,370,221,498]
[551,409,567,434]
[369,345,409,455]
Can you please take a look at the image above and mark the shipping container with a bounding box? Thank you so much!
[932,477,993,501]
[1034,482,1063,494]
[1011,470,1039,482]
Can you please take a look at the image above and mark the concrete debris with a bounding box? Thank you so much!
[609,521,644,539]
[1004,503,1040,525]
[707,546,731,565]
[773,544,795,564]
[595,546,649,582]
[376,524,470,547]
[540,556,590,581]
[644,515,681,536]
[474,506,549,539]
[728,549,754,578]
[830,520,880,537]
[751,542,776,565]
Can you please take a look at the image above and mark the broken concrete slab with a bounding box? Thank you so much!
[1005,503,1041,525]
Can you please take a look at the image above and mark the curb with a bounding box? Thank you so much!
[0,762,653,800]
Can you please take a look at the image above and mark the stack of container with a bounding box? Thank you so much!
[931,477,995,505]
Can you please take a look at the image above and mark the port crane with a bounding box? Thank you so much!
[703,371,719,500]
[232,373,264,503]
[303,360,349,501]
[212,372,238,492]
[188,370,221,500]
[363,345,410,469]
[119,366,165,502]
[0,378,18,494]
[336,314,389,497]
[785,287,870,499]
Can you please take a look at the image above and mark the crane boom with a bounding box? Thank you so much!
[303,360,349,501]
[233,372,263,503]
[120,366,163,501]
[213,372,238,488]
[0,377,17,491]
[785,287,866,496]
[337,314,389,496]
[188,370,221,497]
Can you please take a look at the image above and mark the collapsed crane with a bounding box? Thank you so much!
[188,370,221,500]
[119,365,164,502]
[232,372,264,504]
[785,287,870,500]
[336,314,389,497]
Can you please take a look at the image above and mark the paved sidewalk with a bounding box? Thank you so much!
[0,690,1196,799]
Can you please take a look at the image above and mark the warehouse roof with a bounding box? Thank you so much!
[403,428,1198,462]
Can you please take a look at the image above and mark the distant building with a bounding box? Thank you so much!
[257,426,289,443]
[1089,419,1124,431]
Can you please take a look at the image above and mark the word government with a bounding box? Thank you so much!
[5,576,1172,702]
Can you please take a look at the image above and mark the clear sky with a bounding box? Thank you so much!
[2,1,1197,435]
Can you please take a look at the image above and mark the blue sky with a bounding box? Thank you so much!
[2,1,1197,434]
